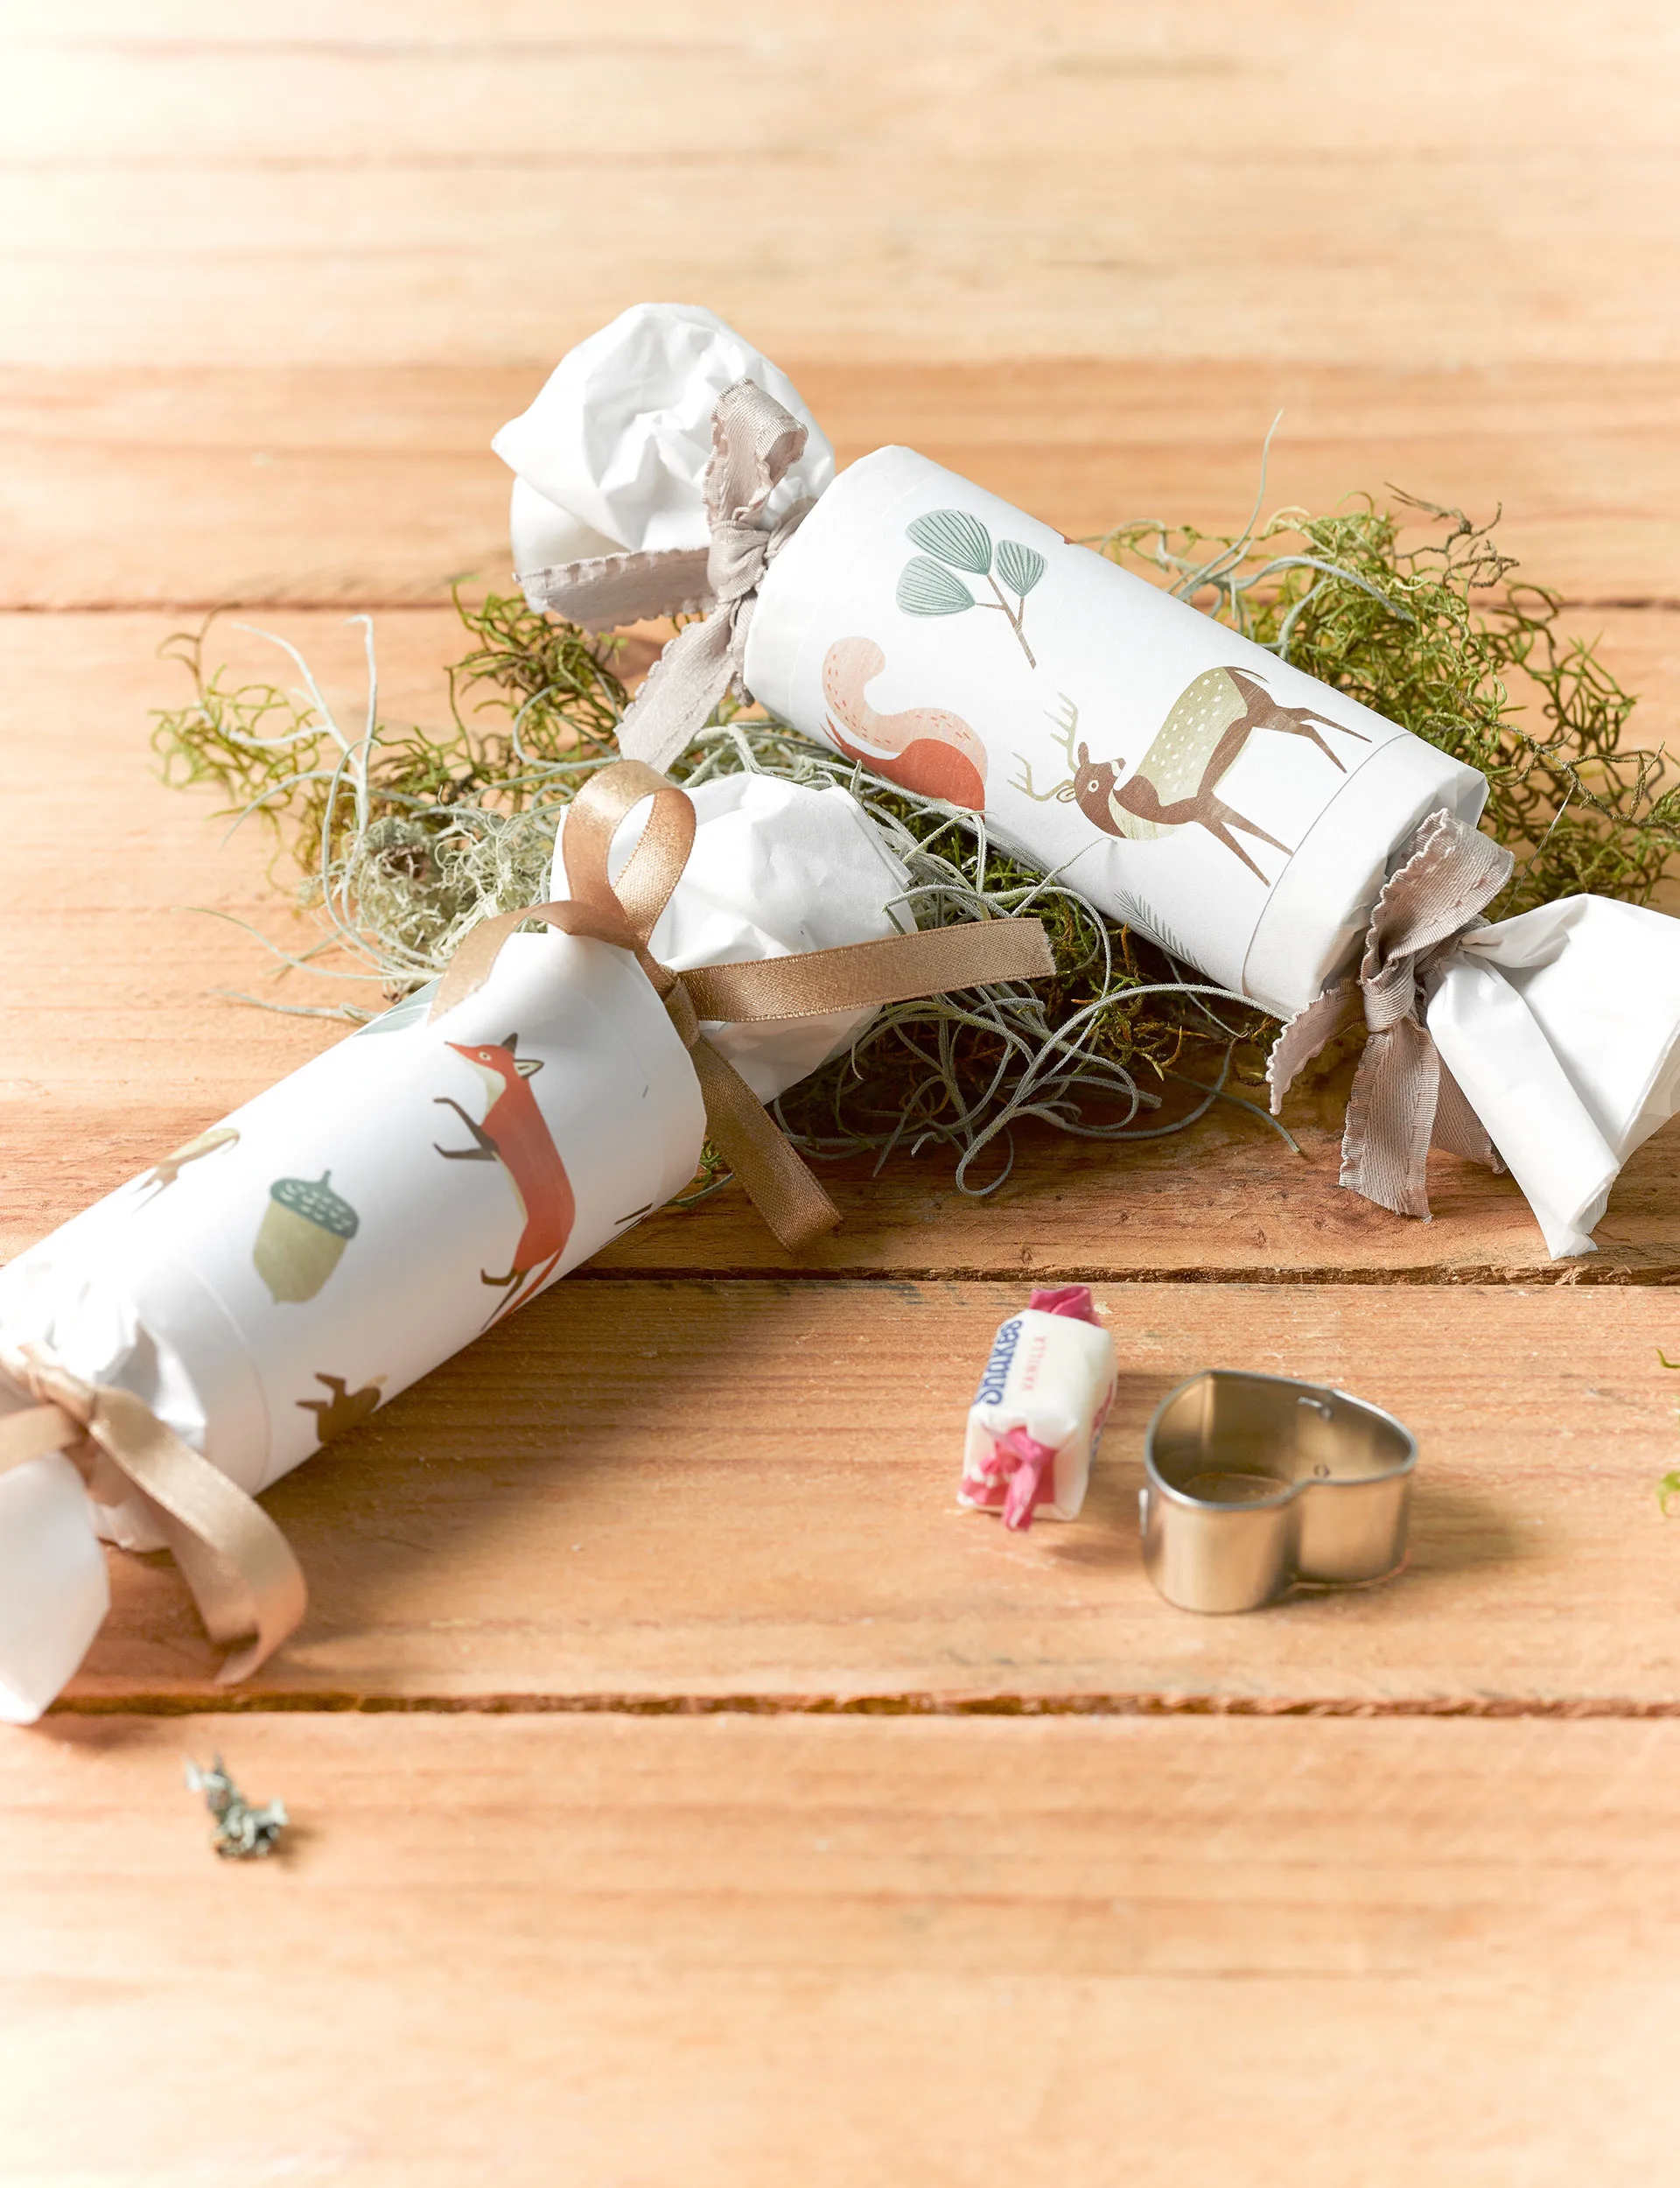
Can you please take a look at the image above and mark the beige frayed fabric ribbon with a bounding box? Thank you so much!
[517,378,812,775]
[1267,808,1516,1221]
[0,1339,308,1682]
[430,757,1056,1251]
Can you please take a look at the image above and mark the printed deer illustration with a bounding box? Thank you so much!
[433,1033,576,1324]
[1012,666,1370,882]
[822,636,989,810]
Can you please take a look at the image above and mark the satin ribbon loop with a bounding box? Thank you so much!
[518,379,813,775]
[0,1341,308,1685]
[430,759,1056,1252]
[558,756,692,940]
[1268,809,1514,1223]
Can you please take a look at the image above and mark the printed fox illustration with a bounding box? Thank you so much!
[434,1033,576,1324]
[1013,667,1369,882]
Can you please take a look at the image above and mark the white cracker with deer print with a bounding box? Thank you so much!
[747,445,1489,1015]
[499,302,1680,1269]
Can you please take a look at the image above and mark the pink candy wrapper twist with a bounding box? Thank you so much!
[960,1287,1116,1531]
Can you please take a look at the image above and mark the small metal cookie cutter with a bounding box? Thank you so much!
[1140,1370,1417,1613]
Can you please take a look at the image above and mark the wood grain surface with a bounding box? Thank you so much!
[61,1280,1680,1711]
[5,4,1678,373]
[10,362,1680,609]
[7,1712,1680,2186]
[8,6,1680,2181]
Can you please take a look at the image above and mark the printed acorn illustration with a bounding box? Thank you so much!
[821,637,989,810]
[1013,667,1370,883]
[139,1125,239,1197]
[433,1032,576,1325]
[253,1170,360,1303]
[897,508,1046,667]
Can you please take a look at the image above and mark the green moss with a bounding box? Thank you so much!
[150,489,1671,1187]
[1659,1350,1680,1515]
[152,595,627,885]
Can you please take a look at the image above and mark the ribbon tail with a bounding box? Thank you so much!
[520,545,713,630]
[1332,810,1516,1224]
[0,1404,80,1474]
[689,1039,840,1252]
[680,918,1055,1024]
[88,1387,307,1683]
[1432,1061,1502,1171]
[1339,1018,1440,1221]
[616,612,740,773]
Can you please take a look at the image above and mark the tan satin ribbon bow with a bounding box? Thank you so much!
[0,1339,307,1683]
[430,758,1056,1251]
[1267,808,1515,1221]
[517,378,812,775]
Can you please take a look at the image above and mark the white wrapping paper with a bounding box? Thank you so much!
[0,774,908,1723]
[493,301,833,572]
[495,305,1680,1259]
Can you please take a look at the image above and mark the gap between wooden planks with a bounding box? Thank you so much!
[5,1,1679,383]
[55,1280,1680,1715]
[9,362,1680,608]
[5,1711,1680,2186]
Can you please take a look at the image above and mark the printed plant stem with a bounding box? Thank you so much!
[984,572,1037,669]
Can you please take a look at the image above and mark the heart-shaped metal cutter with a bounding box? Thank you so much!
[1140,1369,1417,1613]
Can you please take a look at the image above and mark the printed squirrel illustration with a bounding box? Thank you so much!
[1013,667,1370,882]
[433,1032,576,1323]
[822,636,988,810]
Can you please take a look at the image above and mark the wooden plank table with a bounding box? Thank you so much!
[6,10,1680,2182]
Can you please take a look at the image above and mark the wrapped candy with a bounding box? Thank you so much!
[499,303,1680,1262]
[959,1285,1116,1531]
[0,765,1052,1722]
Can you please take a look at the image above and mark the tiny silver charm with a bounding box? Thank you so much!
[185,1754,289,1860]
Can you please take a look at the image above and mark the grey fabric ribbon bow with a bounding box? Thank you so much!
[517,378,812,775]
[1267,809,1516,1220]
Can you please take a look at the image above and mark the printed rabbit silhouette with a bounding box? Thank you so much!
[1014,667,1369,881]
[822,637,988,810]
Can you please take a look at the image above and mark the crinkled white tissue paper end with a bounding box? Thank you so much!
[0,1266,215,1548]
[508,475,621,579]
[0,1455,108,1725]
[551,771,913,1103]
[492,300,834,560]
[1430,891,1680,1259]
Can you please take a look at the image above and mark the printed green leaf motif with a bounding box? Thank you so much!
[898,555,976,617]
[906,508,994,577]
[996,539,1046,597]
